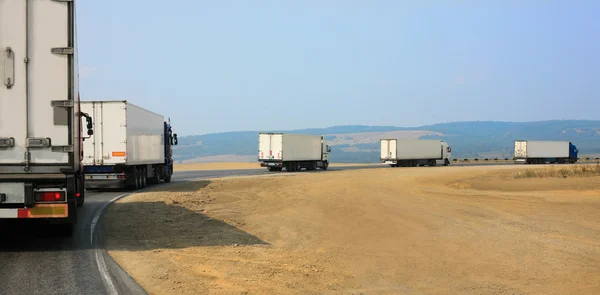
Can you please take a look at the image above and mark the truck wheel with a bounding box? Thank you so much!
[322,162,329,170]
[287,163,296,172]
[164,173,172,183]
[133,167,141,189]
[141,169,147,188]
[444,159,450,166]
[149,167,160,184]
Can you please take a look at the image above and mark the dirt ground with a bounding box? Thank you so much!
[174,162,376,171]
[103,165,600,295]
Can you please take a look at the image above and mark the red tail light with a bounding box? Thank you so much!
[35,191,65,202]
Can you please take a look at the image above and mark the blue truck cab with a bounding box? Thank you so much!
[569,142,579,163]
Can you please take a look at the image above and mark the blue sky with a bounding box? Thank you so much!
[77,1,600,136]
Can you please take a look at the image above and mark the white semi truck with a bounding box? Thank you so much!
[514,140,578,164]
[380,139,452,167]
[0,0,94,235]
[81,100,178,189]
[258,133,331,172]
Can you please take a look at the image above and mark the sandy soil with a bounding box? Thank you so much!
[103,165,600,295]
[174,162,376,171]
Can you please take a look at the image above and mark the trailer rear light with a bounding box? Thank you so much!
[35,191,65,202]
[118,173,126,179]
[112,151,126,157]
[76,193,81,198]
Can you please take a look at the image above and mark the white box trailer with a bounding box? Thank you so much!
[258,133,331,172]
[380,139,452,167]
[81,100,177,189]
[0,0,93,235]
[514,140,578,164]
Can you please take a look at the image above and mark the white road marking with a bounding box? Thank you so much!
[91,193,129,295]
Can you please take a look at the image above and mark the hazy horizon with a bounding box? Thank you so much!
[77,1,600,136]
[183,119,600,137]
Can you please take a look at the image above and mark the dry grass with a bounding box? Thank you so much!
[515,164,600,179]
[104,165,600,295]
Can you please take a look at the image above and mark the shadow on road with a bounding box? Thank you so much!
[0,220,80,252]
[101,193,269,251]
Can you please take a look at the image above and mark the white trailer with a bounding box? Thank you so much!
[258,133,331,172]
[81,100,177,189]
[514,140,578,164]
[380,139,452,167]
[0,0,94,235]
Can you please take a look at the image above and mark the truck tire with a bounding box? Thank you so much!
[286,163,296,172]
[149,167,160,184]
[142,168,148,188]
[444,159,450,166]
[322,162,329,170]
[133,167,141,189]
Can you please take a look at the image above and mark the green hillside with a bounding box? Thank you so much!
[173,120,600,163]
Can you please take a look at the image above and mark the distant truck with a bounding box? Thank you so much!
[81,101,178,189]
[258,133,331,172]
[0,0,93,235]
[381,139,452,167]
[513,140,578,164]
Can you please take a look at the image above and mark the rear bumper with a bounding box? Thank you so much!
[259,161,283,167]
[0,204,69,219]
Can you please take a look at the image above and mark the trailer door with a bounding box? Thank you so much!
[82,101,127,166]
[258,133,283,161]
[0,0,77,170]
[380,139,397,159]
[514,141,527,158]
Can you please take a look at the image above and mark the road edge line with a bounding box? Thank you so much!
[90,193,130,295]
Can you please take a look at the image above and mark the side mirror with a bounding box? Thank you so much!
[173,134,178,146]
[327,146,331,153]
[80,112,93,140]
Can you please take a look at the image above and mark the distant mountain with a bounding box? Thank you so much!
[173,120,600,163]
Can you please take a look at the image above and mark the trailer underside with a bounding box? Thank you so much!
[260,160,329,172]
[84,163,172,190]
[382,158,450,167]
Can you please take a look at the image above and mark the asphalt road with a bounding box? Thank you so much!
[0,161,586,295]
